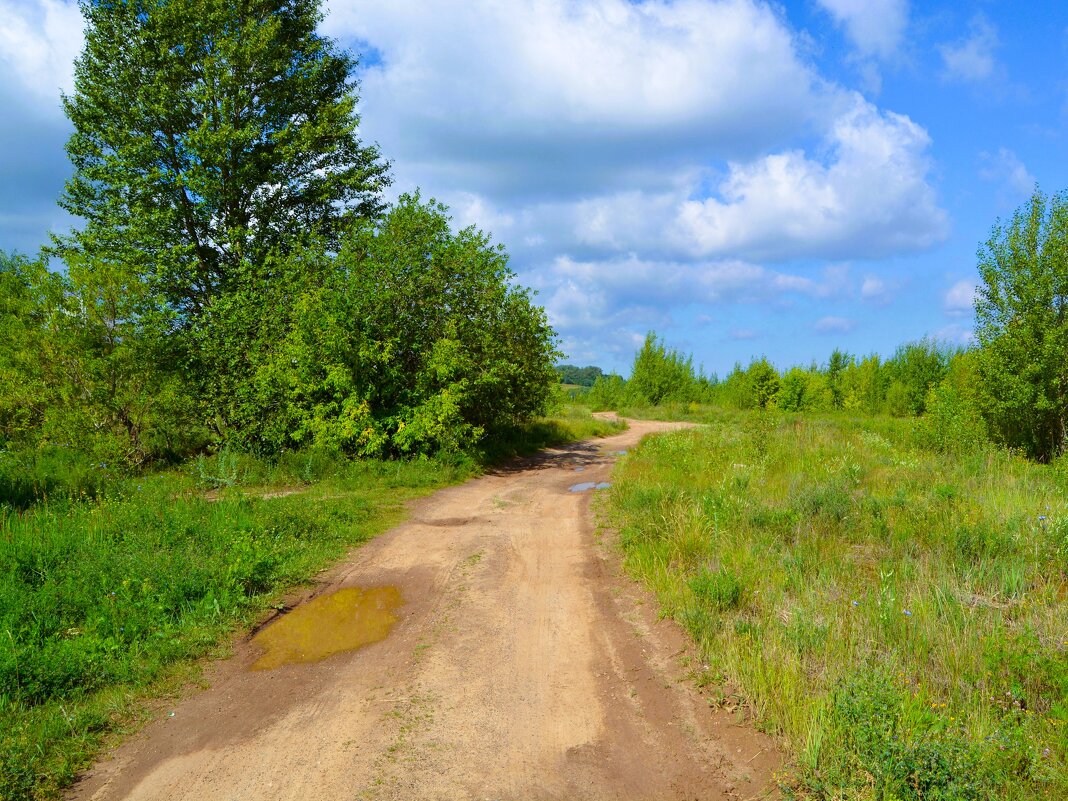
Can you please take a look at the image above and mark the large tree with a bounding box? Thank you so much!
[975,187,1068,461]
[56,0,390,318]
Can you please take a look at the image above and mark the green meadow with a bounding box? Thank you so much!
[604,407,1068,800]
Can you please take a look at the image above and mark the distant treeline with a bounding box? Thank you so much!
[559,188,1068,464]
[577,332,963,418]
[585,315,1055,464]
[556,364,604,387]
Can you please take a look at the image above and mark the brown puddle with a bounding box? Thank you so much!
[250,586,403,671]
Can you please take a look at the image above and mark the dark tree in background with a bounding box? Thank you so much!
[56,0,389,318]
[557,365,604,387]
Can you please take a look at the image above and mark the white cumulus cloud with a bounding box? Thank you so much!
[674,97,947,261]
[535,254,831,335]
[814,316,857,333]
[861,275,888,302]
[816,0,909,59]
[979,148,1035,200]
[730,328,760,341]
[0,0,82,101]
[939,15,999,83]
[325,0,831,197]
[944,280,976,317]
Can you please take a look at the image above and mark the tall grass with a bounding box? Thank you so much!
[604,408,1068,800]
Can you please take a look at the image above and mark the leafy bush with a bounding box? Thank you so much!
[974,188,1068,463]
[920,382,989,455]
[627,332,715,406]
[588,374,628,411]
[187,194,560,457]
[829,670,1003,801]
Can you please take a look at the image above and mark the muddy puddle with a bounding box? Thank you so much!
[569,481,611,493]
[251,586,403,671]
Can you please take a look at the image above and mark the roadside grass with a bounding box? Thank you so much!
[603,407,1068,800]
[0,406,618,800]
[0,456,467,800]
[476,403,626,463]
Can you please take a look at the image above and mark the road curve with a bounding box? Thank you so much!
[70,418,781,801]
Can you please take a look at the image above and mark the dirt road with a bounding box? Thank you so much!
[71,419,781,801]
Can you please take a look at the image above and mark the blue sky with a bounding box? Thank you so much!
[1,0,1067,376]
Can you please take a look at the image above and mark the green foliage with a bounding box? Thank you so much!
[628,332,704,405]
[715,363,758,409]
[918,352,989,455]
[1,249,199,466]
[777,368,811,412]
[45,253,199,466]
[0,447,113,510]
[588,374,628,411]
[975,187,1068,462]
[689,566,744,612]
[829,669,1006,801]
[0,252,53,447]
[884,338,951,417]
[746,358,780,409]
[557,364,604,387]
[826,348,850,410]
[56,0,389,318]
[606,410,1068,799]
[843,354,887,414]
[201,195,560,456]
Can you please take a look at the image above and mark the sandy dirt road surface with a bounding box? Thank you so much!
[71,418,781,801]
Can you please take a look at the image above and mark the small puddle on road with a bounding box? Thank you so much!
[569,482,612,493]
[250,586,403,671]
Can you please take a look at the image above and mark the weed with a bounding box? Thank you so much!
[605,406,1068,800]
[689,566,744,612]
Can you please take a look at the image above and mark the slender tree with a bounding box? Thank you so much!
[975,187,1068,461]
[55,0,390,318]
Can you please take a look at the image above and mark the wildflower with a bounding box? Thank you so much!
[903,609,912,616]
[851,600,860,607]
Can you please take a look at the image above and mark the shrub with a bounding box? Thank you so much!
[920,382,989,455]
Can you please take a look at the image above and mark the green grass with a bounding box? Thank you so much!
[0,455,467,800]
[475,403,625,462]
[603,407,1068,800]
[0,406,621,800]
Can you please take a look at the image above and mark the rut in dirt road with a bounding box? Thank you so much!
[70,419,782,801]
